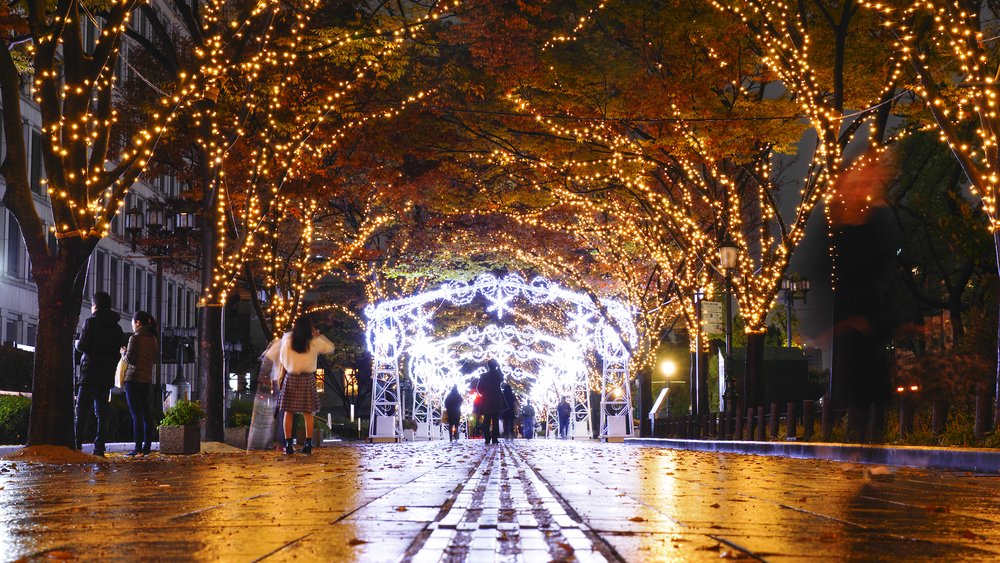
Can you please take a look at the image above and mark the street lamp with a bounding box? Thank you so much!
[126,198,196,410]
[719,240,739,433]
[780,276,810,347]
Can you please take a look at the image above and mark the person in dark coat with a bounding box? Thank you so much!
[476,358,506,445]
[522,400,536,439]
[557,397,572,439]
[74,291,124,457]
[501,383,516,440]
[444,385,463,441]
[122,311,159,456]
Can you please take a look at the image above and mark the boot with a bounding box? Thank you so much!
[301,438,313,455]
[284,438,294,455]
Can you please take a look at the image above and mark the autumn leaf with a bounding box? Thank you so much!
[348,538,368,546]
[628,516,646,522]
[396,506,408,512]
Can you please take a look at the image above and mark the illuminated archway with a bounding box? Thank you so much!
[365,273,635,441]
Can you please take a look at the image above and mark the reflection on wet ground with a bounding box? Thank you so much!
[0,440,997,561]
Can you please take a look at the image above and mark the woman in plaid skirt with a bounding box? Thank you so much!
[265,313,335,454]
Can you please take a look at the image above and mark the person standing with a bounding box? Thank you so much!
[501,383,516,440]
[444,385,463,441]
[266,313,335,455]
[477,358,506,445]
[521,400,536,439]
[75,291,124,457]
[557,397,572,439]
[123,311,158,456]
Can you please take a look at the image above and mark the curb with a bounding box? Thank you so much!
[0,442,159,458]
[625,438,1000,474]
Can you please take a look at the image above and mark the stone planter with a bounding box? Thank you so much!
[159,424,201,455]
[224,427,249,450]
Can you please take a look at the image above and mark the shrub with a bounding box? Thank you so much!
[228,399,253,428]
[0,395,31,445]
[160,400,205,427]
[0,345,33,392]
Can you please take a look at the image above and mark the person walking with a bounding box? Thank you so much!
[266,313,335,455]
[501,383,516,440]
[521,400,536,439]
[557,397,572,439]
[122,311,158,456]
[444,385,463,441]
[75,291,124,457]
[477,358,506,445]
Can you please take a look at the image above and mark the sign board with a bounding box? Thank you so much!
[701,300,724,335]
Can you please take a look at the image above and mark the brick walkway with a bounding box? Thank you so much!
[1,440,998,561]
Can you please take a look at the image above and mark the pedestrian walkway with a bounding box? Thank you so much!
[405,444,604,562]
[1,440,998,561]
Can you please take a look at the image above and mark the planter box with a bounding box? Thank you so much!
[159,424,201,454]
[224,427,249,450]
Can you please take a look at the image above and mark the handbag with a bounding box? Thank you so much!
[114,357,128,388]
[246,388,278,450]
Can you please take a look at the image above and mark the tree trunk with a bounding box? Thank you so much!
[744,332,765,409]
[27,261,88,447]
[995,231,1000,431]
[199,304,225,442]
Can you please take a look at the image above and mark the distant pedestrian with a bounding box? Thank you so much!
[522,401,536,439]
[122,311,158,456]
[557,397,571,439]
[445,385,463,441]
[477,358,506,445]
[501,383,516,439]
[75,291,124,457]
[266,313,335,455]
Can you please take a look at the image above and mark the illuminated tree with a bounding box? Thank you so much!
[862,0,1000,428]
[0,0,228,446]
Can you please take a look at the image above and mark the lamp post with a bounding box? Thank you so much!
[780,277,810,347]
[719,240,739,435]
[125,199,196,411]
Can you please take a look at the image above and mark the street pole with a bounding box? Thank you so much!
[156,257,164,412]
[785,291,793,348]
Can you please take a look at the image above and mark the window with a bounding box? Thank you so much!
[4,315,19,345]
[26,323,36,347]
[29,129,43,195]
[134,268,144,313]
[6,213,23,279]
[166,282,174,327]
[109,256,119,308]
[186,291,195,326]
[122,263,132,313]
[83,17,97,54]
[146,272,154,314]
[94,251,106,293]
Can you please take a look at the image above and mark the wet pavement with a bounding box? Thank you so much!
[1,440,999,561]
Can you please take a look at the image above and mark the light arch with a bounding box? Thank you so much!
[364,273,636,441]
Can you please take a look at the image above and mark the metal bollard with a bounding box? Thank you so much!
[821,397,833,440]
[802,400,814,441]
[899,397,914,439]
[745,407,755,441]
[769,402,780,439]
[709,413,718,438]
[786,402,797,440]
[756,405,766,441]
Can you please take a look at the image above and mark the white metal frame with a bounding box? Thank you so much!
[365,273,635,441]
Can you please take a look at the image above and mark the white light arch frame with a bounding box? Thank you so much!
[364,273,636,441]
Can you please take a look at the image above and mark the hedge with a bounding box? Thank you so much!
[0,345,33,392]
[0,395,31,445]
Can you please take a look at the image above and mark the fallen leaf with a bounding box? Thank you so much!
[629,516,646,522]
[925,505,950,514]
[348,538,368,546]
[960,530,980,540]
[709,503,720,508]
[396,506,408,512]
